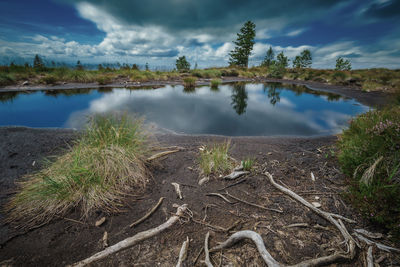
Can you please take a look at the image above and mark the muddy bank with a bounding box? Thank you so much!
[0,77,390,108]
[1,127,398,266]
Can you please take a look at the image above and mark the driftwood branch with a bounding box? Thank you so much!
[147,149,180,161]
[176,236,189,267]
[225,191,283,213]
[129,197,165,228]
[71,204,188,267]
[204,232,213,267]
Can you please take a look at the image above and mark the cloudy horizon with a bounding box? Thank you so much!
[1,0,400,69]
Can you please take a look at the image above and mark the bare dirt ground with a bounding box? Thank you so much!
[0,128,399,266]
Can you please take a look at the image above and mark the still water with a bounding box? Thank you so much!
[0,83,368,136]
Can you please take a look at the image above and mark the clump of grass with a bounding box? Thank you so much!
[183,76,197,89]
[210,79,222,90]
[338,106,400,240]
[242,158,255,171]
[198,141,234,176]
[0,72,15,86]
[6,113,151,228]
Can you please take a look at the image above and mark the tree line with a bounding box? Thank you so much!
[176,20,352,72]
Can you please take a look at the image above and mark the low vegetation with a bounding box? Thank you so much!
[241,158,255,171]
[183,76,197,89]
[338,106,400,239]
[198,141,234,176]
[6,113,151,228]
[210,78,222,89]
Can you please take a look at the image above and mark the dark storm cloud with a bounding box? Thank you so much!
[61,0,345,31]
[363,0,400,18]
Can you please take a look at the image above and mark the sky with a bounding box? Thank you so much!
[0,0,399,69]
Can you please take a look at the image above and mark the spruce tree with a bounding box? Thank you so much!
[262,46,275,67]
[229,21,256,68]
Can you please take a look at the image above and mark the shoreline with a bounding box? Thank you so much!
[0,77,390,107]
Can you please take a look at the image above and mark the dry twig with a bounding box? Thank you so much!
[224,191,283,213]
[204,232,213,267]
[176,236,189,267]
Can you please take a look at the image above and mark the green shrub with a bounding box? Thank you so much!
[338,107,400,239]
[199,141,234,176]
[6,113,151,228]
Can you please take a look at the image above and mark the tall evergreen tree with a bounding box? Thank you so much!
[229,21,256,68]
[262,46,275,67]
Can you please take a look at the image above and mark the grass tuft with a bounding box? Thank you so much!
[183,76,197,89]
[6,113,151,228]
[242,158,255,171]
[210,79,222,90]
[198,141,234,176]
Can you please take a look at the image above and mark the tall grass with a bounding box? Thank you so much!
[183,76,197,89]
[210,79,222,90]
[6,113,151,228]
[198,141,234,176]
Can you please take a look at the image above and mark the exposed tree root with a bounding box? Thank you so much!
[204,232,213,267]
[208,172,357,266]
[206,193,235,204]
[176,236,189,267]
[354,228,383,239]
[172,183,183,199]
[367,246,373,267]
[354,233,400,253]
[218,178,247,191]
[224,171,249,180]
[129,197,165,228]
[224,191,283,213]
[70,204,188,267]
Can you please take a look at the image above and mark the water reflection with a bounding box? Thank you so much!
[231,82,248,115]
[0,83,368,136]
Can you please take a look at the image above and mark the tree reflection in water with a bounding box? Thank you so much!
[231,82,248,115]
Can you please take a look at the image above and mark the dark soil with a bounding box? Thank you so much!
[1,128,399,266]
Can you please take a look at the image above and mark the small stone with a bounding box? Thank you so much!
[267,152,272,155]
[312,202,322,208]
[95,217,106,227]
[22,81,29,86]
[315,196,320,200]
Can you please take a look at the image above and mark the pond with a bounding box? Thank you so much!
[0,82,369,136]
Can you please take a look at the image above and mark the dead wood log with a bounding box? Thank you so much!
[70,204,188,267]
[129,197,165,228]
[204,232,214,267]
[176,236,189,267]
